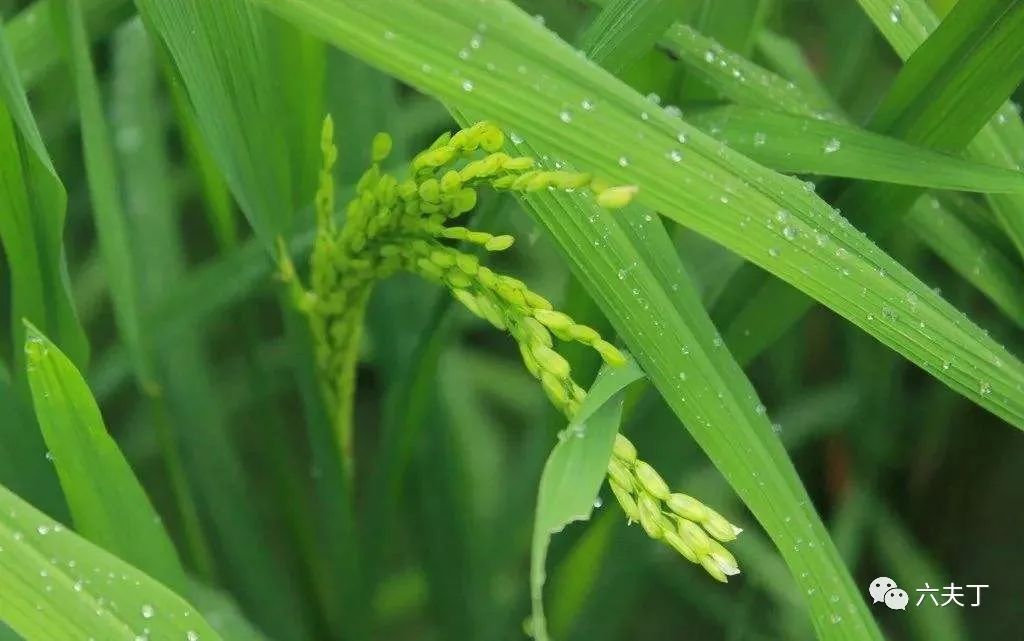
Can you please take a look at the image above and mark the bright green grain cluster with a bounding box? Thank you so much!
[278,117,636,439]
[280,116,738,582]
[608,433,743,582]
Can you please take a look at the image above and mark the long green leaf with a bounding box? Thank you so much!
[868,0,1024,147]
[51,0,155,390]
[24,319,273,641]
[23,321,186,592]
[727,25,1024,333]
[656,20,841,118]
[858,0,1024,263]
[529,359,644,641]
[577,0,688,75]
[134,0,296,247]
[691,105,1024,192]
[0,18,89,371]
[653,12,1024,364]
[0,482,223,641]
[906,196,1024,328]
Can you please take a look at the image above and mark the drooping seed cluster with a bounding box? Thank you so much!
[608,433,743,582]
[278,116,636,421]
[280,116,740,582]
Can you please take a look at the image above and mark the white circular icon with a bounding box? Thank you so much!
[883,588,909,610]
[868,576,897,604]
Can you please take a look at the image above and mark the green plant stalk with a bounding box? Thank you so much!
[148,396,218,582]
[332,292,371,478]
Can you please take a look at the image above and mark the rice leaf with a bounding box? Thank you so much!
[0,18,89,371]
[577,0,688,75]
[51,0,154,390]
[0,481,223,641]
[530,359,644,641]
[134,0,296,248]
[857,0,1024,263]
[23,321,186,592]
[691,105,1024,192]
[906,196,1024,328]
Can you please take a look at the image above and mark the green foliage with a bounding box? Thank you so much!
[530,360,644,641]
[0,18,88,371]
[0,0,1022,640]
[24,321,185,590]
[0,481,222,641]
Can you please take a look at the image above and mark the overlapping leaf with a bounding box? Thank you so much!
[0,19,89,370]
[0,481,222,641]
[529,360,644,641]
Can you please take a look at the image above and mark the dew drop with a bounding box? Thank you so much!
[823,138,841,153]
[753,131,766,146]
[461,80,474,92]
[889,3,902,23]
[581,98,594,111]
[559,110,572,124]
[187,633,200,641]
[668,149,683,163]
[782,226,798,240]
[618,156,630,167]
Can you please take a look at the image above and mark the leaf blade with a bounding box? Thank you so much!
[24,322,187,592]
[0,482,224,641]
[692,105,1024,192]
[530,360,644,641]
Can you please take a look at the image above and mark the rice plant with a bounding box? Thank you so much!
[0,0,1022,639]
